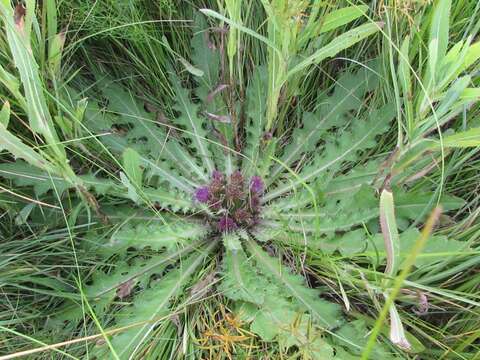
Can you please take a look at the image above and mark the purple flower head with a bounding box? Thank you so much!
[218,216,237,232]
[212,170,224,181]
[250,176,264,194]
[194,170,264,231]
[234,208,253,226]
[226,170,245,201]
[194,186,210,203]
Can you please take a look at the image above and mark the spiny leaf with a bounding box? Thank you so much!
[170,73,215,176]
[265,104,394,202]
[366,228,472,269]
[246,239,342,329]
[191,14,220,103]
[270,65,380,182]
[106,219,208,253]
[105,243,216,359]
[0,161,196,212]
[220,248,265,304]
[91,80,205,190]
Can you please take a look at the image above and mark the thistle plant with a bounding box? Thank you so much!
[1,1,479,359]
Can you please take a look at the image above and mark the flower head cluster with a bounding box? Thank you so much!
[194,170,264,232]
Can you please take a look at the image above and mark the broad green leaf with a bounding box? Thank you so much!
[334,320,397,358]
[287,22,381,79]
[366,228,471,269]
[95,79,204,189]
[319,5,369,34]
[265,104,394,201]
[394,190,465,221]
[170,74,215,176]
[439,127,480,147]
[122,148,143,187]
[0,124,57,174]
[48,31,65,76]
[107,244,215,359]
[107,220,208,252]
[429,0,451,72]
[270,64,379,182]
[220,248,265,304]
[0,2,66,162]
[0,100,10,127]
[246,239,342,329]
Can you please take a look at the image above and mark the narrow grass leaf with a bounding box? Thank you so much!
[287,22,381,79]
[319,5,369,34]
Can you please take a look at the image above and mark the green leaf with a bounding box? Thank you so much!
[122,148,143,187]
[265,104,394,201]
[0,2,66,162]
[270,64,379,182]
[395,190,465,221]
[242,66,267,176]
[0,125,58,174]
[246,239,342,329]
[107,220,208,252]
[220,248,265,304]
[319,5,369,34]
[170,74,215,176]
[191,15,220,95]
[366,228,472,269]
[0,100,10,127]
[287,22,381,79]
[106,243,215,359]
[93,79,205,189]
[429,0,451,74]
[437,127,480,147]
[398,228,470,269]
[334,320,397,358]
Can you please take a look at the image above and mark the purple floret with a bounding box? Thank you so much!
[250,176,264,194]
[194,186,210,203]
[218,216,237,232]
[212,170,224,181]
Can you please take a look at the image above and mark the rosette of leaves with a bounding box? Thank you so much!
[1,9,477,360]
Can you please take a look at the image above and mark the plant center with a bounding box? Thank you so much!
[194,170,264,232]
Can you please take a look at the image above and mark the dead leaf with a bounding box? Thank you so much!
[207,84,229,103]
[13,3,26,35]
[189,271,216,300]
[116,279,135,299]
[205,112,231,123]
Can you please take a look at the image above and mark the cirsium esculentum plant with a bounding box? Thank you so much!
[0,2,478,359]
